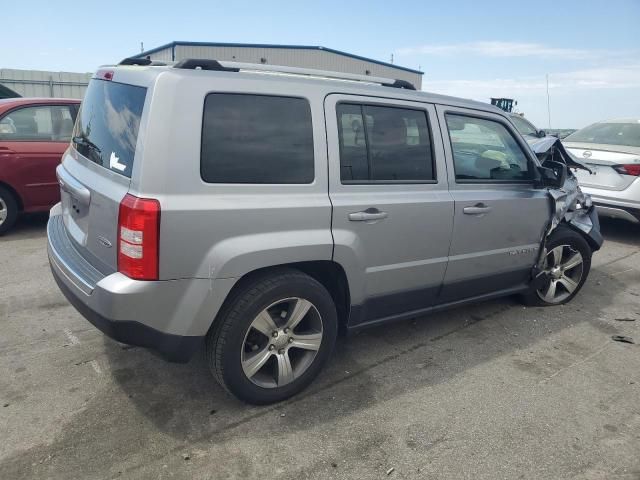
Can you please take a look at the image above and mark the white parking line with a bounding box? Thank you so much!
[63,328,80,346]
[89,360,102,375]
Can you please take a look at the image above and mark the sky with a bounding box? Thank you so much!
[3,0,639,128]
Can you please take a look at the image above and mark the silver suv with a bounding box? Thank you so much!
[48,59,602,404]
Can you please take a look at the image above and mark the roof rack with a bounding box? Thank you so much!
[172,58,416,90]
[118,57,168,66]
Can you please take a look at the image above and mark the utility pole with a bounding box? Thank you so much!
[546,74,552,129]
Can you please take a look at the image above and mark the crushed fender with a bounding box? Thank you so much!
[530,137,604,280]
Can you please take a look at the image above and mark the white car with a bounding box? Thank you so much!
[564,119,640,223]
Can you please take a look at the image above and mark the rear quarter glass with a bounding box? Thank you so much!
[73,79,147,178]
[200,93,315,184]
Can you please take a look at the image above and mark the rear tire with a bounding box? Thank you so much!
[521,226,592,306]
[0,186,18,236]
[206,269,338,405]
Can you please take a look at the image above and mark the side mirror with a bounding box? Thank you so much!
[537,130,546,138]
[537,160,567,188]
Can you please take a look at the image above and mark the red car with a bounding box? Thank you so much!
[0,97,80,234]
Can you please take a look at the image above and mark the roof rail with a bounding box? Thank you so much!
[118,57,168,66]
[172,58,416,90]
[173,59,239,72]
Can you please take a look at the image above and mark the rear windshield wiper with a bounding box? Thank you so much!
[72,135,102,155]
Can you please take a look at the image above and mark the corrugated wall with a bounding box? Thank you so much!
[158,45,422,88]
[0,69,91,99]
[145,47,174,63]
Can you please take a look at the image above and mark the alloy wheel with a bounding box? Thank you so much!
[241,297,323,388]
[536,244,584,304]
[0,197,7,226]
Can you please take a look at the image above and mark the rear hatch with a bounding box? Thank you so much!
[564,142,640,191]
[58,75,147,273]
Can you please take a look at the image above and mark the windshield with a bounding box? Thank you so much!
[565,121,640,148]
[72,79,147,177]
[510,115,538,136]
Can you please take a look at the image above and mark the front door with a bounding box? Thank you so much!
[436,106,550,302]
[325,94,454,326]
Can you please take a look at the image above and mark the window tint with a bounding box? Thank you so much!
[446,114,531,182]
[201,94,314,184]
[73,79,147,178]
[337,103,434,182]
[0,105,75,142]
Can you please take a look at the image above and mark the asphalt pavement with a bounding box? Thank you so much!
[1,214,639,480]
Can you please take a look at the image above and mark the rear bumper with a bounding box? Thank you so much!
[594,204,640,223]
[581,180,640,223]
[51,271,201,362]
[47,206,235,362]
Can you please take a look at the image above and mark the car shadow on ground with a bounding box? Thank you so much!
[0,213,49,241]
[598,217,640,248]
[99,275,623,443]
[98,217,635,445]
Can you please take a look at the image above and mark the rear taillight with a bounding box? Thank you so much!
[117,194,160,280]
[613,164,640,176]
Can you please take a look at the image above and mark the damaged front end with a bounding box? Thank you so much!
[529,137,604,288]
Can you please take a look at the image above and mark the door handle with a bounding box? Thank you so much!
[0,146,16,155]
[463,203,492,215]
[348,209,388,222]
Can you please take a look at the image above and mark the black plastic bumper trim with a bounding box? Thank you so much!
[51,267,203,363]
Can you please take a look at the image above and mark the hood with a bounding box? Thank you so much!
[530,136,592,172]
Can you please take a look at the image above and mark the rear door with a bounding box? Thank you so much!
[0,104,75,210]
[436,106,550,302]
[57,78,147,272]
[326,95,453,326]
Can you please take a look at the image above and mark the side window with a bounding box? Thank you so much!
[337,103,435,183]
[445,114,531,182]
[201,94,314,184]
[0,105,74,142]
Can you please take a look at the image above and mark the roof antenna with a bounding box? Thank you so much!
[390,53,394,64]
[140,42,144,53]
[546,74,552,129]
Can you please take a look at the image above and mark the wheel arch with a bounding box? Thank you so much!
[561,219,602,252]
[0,181,23,211]
[209,260,352,334]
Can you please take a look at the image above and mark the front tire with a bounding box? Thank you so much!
[0,186,18,236]
[206,269,338,404]
[521,226,592,306]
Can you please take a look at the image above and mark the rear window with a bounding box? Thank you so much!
[565,122,640,148]
[201,94,314,184]
[72,79,146,178]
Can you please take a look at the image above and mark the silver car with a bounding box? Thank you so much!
[564,119,640,223]
[47,58,602,404]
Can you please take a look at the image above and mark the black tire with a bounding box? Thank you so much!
[206,268,338,404]
[0,186,18,236]
[520,225,592,306]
